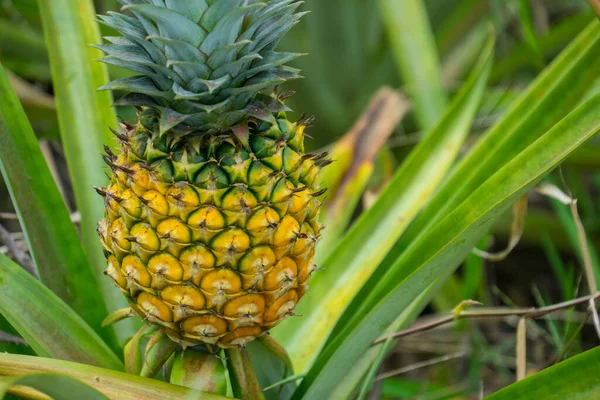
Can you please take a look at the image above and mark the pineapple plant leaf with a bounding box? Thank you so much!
[294,90,600,400]
[169,346,228,394]
[0,252,122,370]
[38,0,137,344]
[226,347,265,400]
[0,373,109,400]
[0,353,228,399]
[394,21,600,257]
[273,31,495,373]
[379,0,448,130]
[0,62,114,345]
[487,345,600,399]
[94,0,326,349]
[243,336,297,400]
[319,21,600,398]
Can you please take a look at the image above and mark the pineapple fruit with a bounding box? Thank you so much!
[95,0,327,348]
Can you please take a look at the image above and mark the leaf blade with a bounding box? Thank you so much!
[0,62,115,347]
[0,253,122,370]
[295,92,600,400]
[0,374,109,400]
[486,345,600,399]
[395,21,600,260]
[273,34,494,373]
[37,0,137,342]
[0,353,231,400]
[379,0,448,130]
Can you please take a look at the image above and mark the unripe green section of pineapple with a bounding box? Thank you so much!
[96,0,326,348]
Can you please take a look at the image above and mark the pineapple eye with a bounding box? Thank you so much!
[147,253,184,281]
[219,186,258,212]
[137,292,173,323]
[187,206,226,230]
[161,286,206,310]
[211,228,251,254]
[181,315,228,339]
[222,294,265,319]
[195,163,229,189]
[200,269,242,295]
[264,257,298,292]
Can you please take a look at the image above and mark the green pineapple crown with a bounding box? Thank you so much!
[97,0,305,136]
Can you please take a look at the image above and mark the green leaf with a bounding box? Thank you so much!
[248,337,296,400]
[226,348,265,400]
[140,331,178,378]
[170,348,227,394]
[0,373,108,400]
[490,12,594,83]
[0,253,123,370]
[486,345,600,399]
[38,0,138,343]
[0,353,231,400]
[0,315,34,357]
[124,4,207,46]
[0,62,116,348]
[330,26,600,389]
[394,21,600,274]
[294,92,600,400]
[379,0,448,130]
[272,34,494,373]
[124,324,158,375]
[516,0,544,70]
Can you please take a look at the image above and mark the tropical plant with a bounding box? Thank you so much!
[0,0,600,399]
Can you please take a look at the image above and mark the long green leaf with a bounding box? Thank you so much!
[486,345,600,399]
[0,62,116,347]
[379,0,448,130]
[327,21,600,370]
[272,35,494,373]
[37,0,136,342]
[490,12,594,83]
[392,21,600,273]
[0,373,108,400]
[0,253,122,370]
[294,92,600,400]
[0,354,230,400]
[330,272,454,399]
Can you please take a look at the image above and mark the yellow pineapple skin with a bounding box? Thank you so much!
[98,115,323,348]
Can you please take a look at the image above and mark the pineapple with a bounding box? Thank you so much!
[95,0,327,348]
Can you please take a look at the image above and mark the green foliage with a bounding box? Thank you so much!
[0,253,122,370]
[0,374,109,400]
[37,0,137,344]
[487,345,600,399]
[0,63,113,344]
[0,1,599,399]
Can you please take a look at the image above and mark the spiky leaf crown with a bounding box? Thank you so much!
[97,0,305,135]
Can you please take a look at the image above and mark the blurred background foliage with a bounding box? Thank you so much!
[2,0,600,398]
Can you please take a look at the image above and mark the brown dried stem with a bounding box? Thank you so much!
[373,292,600,346]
